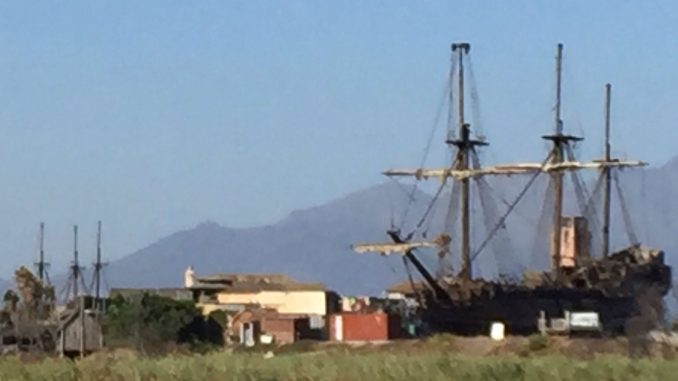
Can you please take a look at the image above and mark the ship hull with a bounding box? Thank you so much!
[418,246,671,335]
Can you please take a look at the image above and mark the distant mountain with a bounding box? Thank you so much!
[88,156,678,300]
[101,182,434,295]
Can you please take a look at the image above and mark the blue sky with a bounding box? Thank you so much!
[0,1,676,277]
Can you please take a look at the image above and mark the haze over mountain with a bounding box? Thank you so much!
[95,183,432,296]
[67,156,678,300]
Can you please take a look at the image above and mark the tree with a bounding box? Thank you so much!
[3,290,19,313]
[13,266,52,320]
[104,293,222,353]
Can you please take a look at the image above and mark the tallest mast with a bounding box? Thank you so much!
[453,42,472,280]
[446,43,486,280]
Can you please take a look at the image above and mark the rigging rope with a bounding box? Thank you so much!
[582,172,605,257]
[422,184,443,237]
[398,65,454,230]
[470,149,522,276]
[583,173,605,218]
[80,271,91,296]
[565,145,602,256]
[466,54,485,141]
[479,176,538,227]
[102,267,112,296]
[446,53,457,141]
[443,174,461,240]
[406,177,449,240]
[403,256,425,307]
[471,151,554,263]
[614,170,640,245]
[565,145,592,214]
[530,175,555,269]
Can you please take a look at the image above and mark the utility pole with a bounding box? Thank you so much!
[602,83,612,257]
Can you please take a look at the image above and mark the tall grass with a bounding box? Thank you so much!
[1,351,677,381]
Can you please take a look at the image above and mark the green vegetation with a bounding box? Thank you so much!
[104,294,223,353]
[527,334,550,351]
[0,351,677,381]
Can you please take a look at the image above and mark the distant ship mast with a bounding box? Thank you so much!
[91,220,106,311]
[35,222,50,284]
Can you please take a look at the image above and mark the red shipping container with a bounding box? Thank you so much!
[328,312,400,342]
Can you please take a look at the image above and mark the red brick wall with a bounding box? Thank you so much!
[260,317,311,344]
[261,318,296,344]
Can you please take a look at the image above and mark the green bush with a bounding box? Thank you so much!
[527,334,550,351]
[104,294,222,354]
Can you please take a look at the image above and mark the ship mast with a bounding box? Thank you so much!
[93,220,104,310]
[446,43,488,280]
[72,225,80,298]
[454,43,471,280]
[36,222,48,283]
[602,84,612,257]
[541,44,582,276]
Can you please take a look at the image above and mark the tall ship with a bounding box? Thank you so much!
[353,43,671,335]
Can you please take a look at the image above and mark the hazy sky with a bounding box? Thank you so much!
[0,1,676,277]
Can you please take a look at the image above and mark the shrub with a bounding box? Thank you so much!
[527,334,549,351]
[104,294,222,354]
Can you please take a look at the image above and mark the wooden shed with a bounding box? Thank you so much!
[57,308,103,357]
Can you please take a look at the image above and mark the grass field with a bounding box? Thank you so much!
[1,336,677,381]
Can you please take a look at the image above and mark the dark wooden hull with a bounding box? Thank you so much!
[419,247,672,335]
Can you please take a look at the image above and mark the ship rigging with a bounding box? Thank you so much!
[352,43,670,334]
